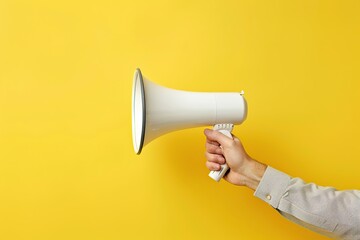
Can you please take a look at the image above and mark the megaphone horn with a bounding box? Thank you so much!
[132,68,247,181]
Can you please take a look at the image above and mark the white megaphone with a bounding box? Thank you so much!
[132,68,247,182]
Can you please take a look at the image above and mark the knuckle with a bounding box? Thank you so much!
[229,139,237,148]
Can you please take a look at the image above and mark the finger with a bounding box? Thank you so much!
[205,152,226,164]
[205,137,220,147]
[204,129,234,147]
[206,161,221,171]
[205,142,223,155]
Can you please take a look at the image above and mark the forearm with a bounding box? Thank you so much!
[254,167,360,239]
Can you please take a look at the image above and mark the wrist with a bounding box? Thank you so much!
[242,160,267,191]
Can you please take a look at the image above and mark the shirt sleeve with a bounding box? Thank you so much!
[254,166,360,240]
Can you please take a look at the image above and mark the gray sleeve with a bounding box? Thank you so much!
[254,166,360,239]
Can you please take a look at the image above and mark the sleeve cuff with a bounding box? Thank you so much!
[254,166,291,209]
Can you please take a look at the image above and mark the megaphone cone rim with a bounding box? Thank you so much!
[132,68,146,154]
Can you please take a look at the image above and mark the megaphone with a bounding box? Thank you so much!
[132,68,247,182]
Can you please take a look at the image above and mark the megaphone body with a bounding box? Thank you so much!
[132,68,247,181]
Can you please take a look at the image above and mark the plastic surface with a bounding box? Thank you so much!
[131,68,247,154]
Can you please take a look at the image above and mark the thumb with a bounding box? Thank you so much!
[204,129,234,147]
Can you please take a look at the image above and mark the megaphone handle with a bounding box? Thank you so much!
[208,123,234,182]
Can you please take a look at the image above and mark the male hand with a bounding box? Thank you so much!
[204,129,267,190]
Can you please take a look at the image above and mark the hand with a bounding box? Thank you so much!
[204,129,267,190]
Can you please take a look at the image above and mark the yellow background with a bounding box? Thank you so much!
[1,0,359,239]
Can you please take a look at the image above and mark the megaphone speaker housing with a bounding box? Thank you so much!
[132,68,247,155]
